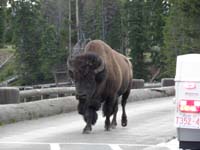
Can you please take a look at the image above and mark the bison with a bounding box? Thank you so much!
[67,40,133,134]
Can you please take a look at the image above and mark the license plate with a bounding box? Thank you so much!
[176,113,200,129]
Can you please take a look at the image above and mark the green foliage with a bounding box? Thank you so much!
[82,0,103,40]
[81,0,125,52]
[0,7,6,48]
[0,46,16,82]
[6,0,70,85]
[162,0,200,78]
[0,0,7,48]
[4,8,14,44]
[39,25,57,81]
[2,0,199,85]
[147,0,168,81]
[105,0,124,52]
[39,25,66,82]
[0,62,15,82]
[12,0,43,85]
[126,0,150,80]
[125,0,168,81]
[179,0,200,17]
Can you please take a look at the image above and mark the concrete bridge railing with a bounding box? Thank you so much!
[0,78,175,125]
[0,78,175,104]
[19,87,75,102]
[0,86,175,125]
[19,78,174,102]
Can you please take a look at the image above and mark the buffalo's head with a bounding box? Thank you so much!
[67,52,106,101]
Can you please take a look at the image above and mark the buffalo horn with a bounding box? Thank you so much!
[67,59,74,71]
[94,58,104,74]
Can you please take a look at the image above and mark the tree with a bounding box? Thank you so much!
[7,0,70,85]
[82,0,102,40]
[162,0,200,78]
[4,7,14,44]
[104,0,124,52]
[0,0,6,48]
[39,25,57,81]
[40,25,66,82]
[126,0,150,80]
[40,0,69,83]
[124,0,168,81]
[147,0,168,81]
[79,0,124,52]
[11,0,43,85]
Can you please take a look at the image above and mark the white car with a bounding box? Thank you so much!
[175,54,200,149]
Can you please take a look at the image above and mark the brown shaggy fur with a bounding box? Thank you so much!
[84,40,133,98]
[68,40,133,133]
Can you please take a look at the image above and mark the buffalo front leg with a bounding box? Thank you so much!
[103,97,116,131]
[105,116,111,131]
[83,108,98,134]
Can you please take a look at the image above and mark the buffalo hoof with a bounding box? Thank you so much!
[111,122,117,129]
[104,126,111,131]
[121,116,127,127]
[82,126,92,134]
[82,129,91,134]
[111,125,116,129]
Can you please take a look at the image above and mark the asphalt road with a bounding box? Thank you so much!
[0,97,176,150]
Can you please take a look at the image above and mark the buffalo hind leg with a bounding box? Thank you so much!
[83,108,97,134]
[121,89,130,127]
[111,100,118,129]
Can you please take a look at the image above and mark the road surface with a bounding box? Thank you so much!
[0,97,176,150]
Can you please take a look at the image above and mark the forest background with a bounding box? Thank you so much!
[0,0,199,85]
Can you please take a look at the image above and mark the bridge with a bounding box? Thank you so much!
[0,79,178,150]
[0,97,177,150]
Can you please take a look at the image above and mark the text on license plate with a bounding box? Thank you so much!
[176,114,200,129]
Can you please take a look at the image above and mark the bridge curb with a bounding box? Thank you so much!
[0,86,174,125]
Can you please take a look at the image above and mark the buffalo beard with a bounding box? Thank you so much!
[83,109,98,125]
[78,99,101,125]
